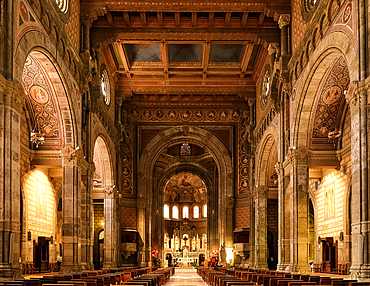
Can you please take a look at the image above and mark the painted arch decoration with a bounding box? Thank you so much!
[22,53,63,149]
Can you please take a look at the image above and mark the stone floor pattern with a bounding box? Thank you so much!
[165,268,207,286]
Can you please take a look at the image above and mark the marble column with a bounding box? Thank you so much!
[289,148,310,274]
[348,85,370,280]
[103,189,118,269]
[278,14,291,67]
[0,80,22,279]
[254,186,268,269]
[80,163,94,270]
[60,147,84,273]
[137,195,147,266]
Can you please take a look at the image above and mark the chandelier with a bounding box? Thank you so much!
[30,119,45,148]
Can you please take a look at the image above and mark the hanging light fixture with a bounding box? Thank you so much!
[30,119,45,148]
[328,116,342,147]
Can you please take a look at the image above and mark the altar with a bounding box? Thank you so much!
[177,257,194,267]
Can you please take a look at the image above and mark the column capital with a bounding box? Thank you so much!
[268,43,280,55]
[278,14,291,29]
[61,146,85,166]
[248,98,256,107]
[80,14,94,28]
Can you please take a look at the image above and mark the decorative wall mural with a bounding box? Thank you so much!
[310,56,349,147]
[22,54,63,148]
[324,188,335,218]
[93,141,104,187]
[164,173,207,203]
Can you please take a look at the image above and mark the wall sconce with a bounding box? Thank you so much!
[50,235,53,243]
[28,231,31,241]
[339,231,344,241]
[317,236,321,244]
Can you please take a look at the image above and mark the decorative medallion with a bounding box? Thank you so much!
[154,109,165,120]
[180,109,192,121]
[167,110,178,120]
[19,1,29,22]
[142,109,153,120]
[122,167,131,177]
[194,110,205,120]
[240,155,249,166]
[219,110,228,120]
[131,109,140,119]
[206,109,217,120]
[122,154,131,165]
[240,166,249,177]
[343,3,352,24]
[240,179,249,189]
[232,110,240,120]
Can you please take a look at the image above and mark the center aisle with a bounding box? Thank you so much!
[165,267,207,286]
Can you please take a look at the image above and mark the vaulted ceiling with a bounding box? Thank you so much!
[81,0,290,97]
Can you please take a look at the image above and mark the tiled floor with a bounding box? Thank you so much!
[165,267,207,286]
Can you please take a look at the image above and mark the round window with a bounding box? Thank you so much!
[56,0,69,13]
[101,70,111,105]
[262,70,270,105]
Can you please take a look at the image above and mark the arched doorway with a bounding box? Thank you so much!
[92,136,115,269]
[137,126,233,266]
[162,171,208,267]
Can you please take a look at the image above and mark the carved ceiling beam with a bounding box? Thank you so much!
[202,42,211,78]
[157,12,164,26]
[258,9,265,26]
[140,12,147,26]
[240,42,255,78]
[192,12,197,27]
[241,12,248,28]
[116,42,132,78]
[175,12,181,26]
[159,43,169,78]
[106,10,114,27]
[225,12,231,26]
[123,12,131,27]
[91,29,280,43]
[115,85,256,96]
[81,2,290,14]
[209,12,214,27]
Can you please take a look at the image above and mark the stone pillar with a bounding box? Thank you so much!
[254,186,268,269]
[278,14,291,68]
[224,195,234,264]
[249,196,256,267]
[103,188,118,269]
[60,147,84,273]
[80,163,95,270]
[289,148,310,274]
[137,195,147,266]
[348,85,370,280]
[0,80,22,279]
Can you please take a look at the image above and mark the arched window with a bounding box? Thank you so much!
[203,205,207,218]
[172,206,179,219]
[183,206,189,218]
[164,205,169,219]
[56,0,69,13]
[101,70,111,105]
[180,143,191,156]
[193,206,199,218]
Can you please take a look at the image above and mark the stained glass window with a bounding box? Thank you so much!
[180,143,191,156]
[164,205,169,218]
[172,206,179,219]
[183,206,189,218]
[194,206,199,218]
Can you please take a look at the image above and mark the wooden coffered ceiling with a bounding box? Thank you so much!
[81,0,290,97]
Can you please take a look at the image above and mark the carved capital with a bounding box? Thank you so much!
[248,98,256,107]
[137,195,146,207]
[291,146,311,160]
[225,195,234,207]
[81,14,94,27]
[268,43,280,55]
[61,146,85,166]
[115,97,123,106]
[278,14,291,29]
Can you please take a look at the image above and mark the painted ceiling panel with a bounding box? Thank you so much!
[209,44,244,63]
[126,43,161,63]
[169,44,202,63]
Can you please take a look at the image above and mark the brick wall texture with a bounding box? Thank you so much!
[121,206,137,229]
[235,206,250,229]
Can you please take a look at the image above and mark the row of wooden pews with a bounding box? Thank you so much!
[1,266,173,286]
[197,267,370,286]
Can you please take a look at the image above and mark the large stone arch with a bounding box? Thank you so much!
[255,126,279,187]
[14,30,79,148]
[137,125,233,266]
[154,162,214,260]
[292,31,358,148]
[93,133,115,189]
